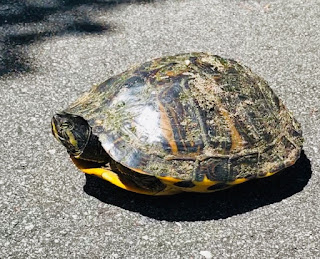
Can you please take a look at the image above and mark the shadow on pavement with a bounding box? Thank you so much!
[0,0,155,76]
[84,150,312,222]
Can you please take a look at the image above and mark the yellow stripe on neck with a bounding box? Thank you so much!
[66,130,78,147]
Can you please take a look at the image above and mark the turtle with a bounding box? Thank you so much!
[51,52,303,195]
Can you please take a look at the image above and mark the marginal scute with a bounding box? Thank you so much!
[207,183,230,191]
[174,181,196,188]
[64,52,303,189]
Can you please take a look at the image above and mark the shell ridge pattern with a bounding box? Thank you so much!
[181,77,211,150]
[64,52,303,182]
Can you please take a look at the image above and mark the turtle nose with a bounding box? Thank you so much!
[51,114,59,126]
[52,113,65,125]
[51,114,61,138]
[51,114,66,134]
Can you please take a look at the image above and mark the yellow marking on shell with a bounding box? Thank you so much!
[228,178,248,185]
[157,175,212,193]
[259,171,277,178]
[186,175,221,193]
[74,161,160,195]
[158,102,178,154]
[166,71,175,77]
[130,167,149,175]
[71,157,181,195]
[158,175,221,193]
[157,176,182,185]
[168,106,187,151]
[199,175,220,186]
[220,108,243,151]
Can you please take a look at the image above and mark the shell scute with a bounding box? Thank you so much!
[65,52,303,183]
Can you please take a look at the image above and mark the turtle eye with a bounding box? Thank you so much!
[61,122,71,129]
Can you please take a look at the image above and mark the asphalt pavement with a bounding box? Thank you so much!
[1,0,319,258]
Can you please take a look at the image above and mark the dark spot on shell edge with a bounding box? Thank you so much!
[174,181,196,188]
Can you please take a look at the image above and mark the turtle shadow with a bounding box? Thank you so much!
[83,150,312,221]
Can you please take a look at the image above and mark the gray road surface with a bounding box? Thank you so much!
[1,0,319,258]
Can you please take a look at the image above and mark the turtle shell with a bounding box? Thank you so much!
[65,52,303,186]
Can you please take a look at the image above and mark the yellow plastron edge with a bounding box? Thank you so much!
[157,175,222,193]
[71,157,181,195]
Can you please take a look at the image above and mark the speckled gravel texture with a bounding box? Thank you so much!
[1,0,319,258]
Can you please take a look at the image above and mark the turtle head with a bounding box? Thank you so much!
[51,113,91,156]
